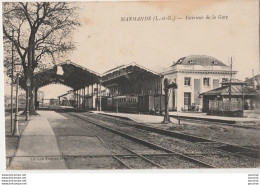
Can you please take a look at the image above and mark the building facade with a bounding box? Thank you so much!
[162,55,237,112]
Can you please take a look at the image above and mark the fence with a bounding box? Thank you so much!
[208,99,243,117]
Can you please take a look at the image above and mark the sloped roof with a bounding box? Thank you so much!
[19,60,101,90]
[103,65,125,74]
[101,62,162,88]
[172,55,227,67]
[201,84,258,96]
[221,79,246,86]
[102,62,160,76]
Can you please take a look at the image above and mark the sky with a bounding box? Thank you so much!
[2,0,260,99]
[68,0,259,74]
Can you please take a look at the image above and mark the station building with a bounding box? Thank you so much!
[25,56,238,114]
[162,55,237,112]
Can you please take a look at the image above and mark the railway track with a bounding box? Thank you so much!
[59,111,197,169]
[115,144,165,169]
[87,112,260,162]
[94,130,163,169]
[67,112,216,168]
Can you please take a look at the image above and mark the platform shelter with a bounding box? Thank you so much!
[19,60,101,110]
[101,62,163,96]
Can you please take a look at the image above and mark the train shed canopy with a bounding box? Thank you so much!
[19,60,101,90]
[101,62,162,86]
[101,62,163,96]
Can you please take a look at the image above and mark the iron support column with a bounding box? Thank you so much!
[87,86,89,109]
[96,84,98,111]
[91,84,94,109]
[79,89,82,109]
[99,82,102,111]
[76,90,79,109]
[83,88,85,109]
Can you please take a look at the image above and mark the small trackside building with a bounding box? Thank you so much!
[200,79,259,116]
[162,55,237,112]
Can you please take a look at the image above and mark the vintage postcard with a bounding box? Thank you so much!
[1,0,260,176]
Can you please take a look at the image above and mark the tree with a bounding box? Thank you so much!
[3,2,80,114]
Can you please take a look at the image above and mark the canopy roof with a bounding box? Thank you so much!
[221,79,246,86]
[200,84,258,96]
[19,60,101,90]
[101,62,162,87]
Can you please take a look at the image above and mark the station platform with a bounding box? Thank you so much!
[92,111,165,124]
[91,111,259,124]
[168,112,259,124]
[8,111,67,170]
[7,110,113,170]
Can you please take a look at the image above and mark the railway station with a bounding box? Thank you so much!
[5,58,260,170]
[18,62,168,114]
[3,1,260,182]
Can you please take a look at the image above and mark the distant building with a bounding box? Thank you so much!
[5,90,44,110]
[162,55,237,112]
[245,74,260,90]
[58,90,75,107]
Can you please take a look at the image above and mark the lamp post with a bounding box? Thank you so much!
[13,74,20,136]
[25,78,31,121]
[13,62,22,136]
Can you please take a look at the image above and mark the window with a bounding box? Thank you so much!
[213,79,220,89]
[222,78,228,82]
[203,78,210,86]
[184,77,191,86]
[184,92,191,106]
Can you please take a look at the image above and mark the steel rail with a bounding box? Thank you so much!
[74,120,131,169]
[118,144,165,169]
[68,112,216,168]
[112,156,131,169]
[93,113,260,162]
